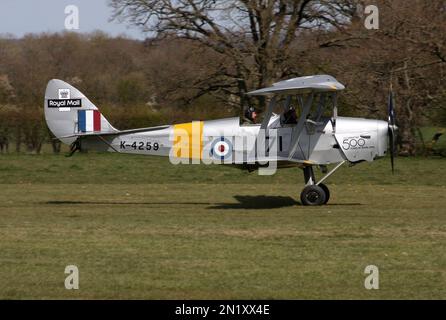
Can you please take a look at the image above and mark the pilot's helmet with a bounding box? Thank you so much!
[245,106,256,118]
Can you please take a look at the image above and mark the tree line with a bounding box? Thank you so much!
[0,0,445,155]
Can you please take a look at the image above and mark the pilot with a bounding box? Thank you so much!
[282,106,298,124]
[243,106,258,124]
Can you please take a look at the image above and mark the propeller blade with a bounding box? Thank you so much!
[387,89,397,174]
[389,126,395,174]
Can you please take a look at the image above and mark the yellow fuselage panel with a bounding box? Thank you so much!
[172,121,204,159]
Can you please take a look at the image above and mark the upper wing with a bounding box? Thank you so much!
[247,75,345,96]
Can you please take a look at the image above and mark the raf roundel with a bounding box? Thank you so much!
[210,137,232,160]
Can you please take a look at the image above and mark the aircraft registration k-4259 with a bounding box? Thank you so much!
[44,75,397,206]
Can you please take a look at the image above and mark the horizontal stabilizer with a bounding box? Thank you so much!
[58,125,170,139]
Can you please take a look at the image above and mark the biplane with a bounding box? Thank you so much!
[44,75,397,205]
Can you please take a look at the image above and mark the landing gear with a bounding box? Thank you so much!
[300,162,345,206]
[300,185,326,206]
[66,138,81,157]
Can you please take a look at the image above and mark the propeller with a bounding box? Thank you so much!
[387,88,397,173]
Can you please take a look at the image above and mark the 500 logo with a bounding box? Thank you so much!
[342,138,367,150]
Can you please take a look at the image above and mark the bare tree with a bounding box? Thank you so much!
[109,0,357,108]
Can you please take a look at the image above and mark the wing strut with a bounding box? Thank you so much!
[260,96,276,130]
[283,95,292,112]
[314,93,326,122]
[332,92,338,133]
[255,97,277,160]
[288,93,314,159]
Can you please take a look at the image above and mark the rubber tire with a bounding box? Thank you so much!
[300,185,326,206]
[318,183,330,204]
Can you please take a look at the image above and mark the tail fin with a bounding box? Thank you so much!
[44,79,117,144]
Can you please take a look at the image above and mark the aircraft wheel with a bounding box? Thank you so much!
[318,183,330,204]
[300,185,326,206]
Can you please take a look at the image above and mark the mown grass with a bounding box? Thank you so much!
[0,153,445,299]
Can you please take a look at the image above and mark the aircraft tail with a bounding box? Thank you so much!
[44,79,117,144]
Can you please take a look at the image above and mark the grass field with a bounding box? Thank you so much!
[0,153,445,299]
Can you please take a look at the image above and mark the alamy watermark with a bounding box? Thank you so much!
[168,125,278,175]
[64,5,79,30]
[364,5,379,30]
[65,265,79,290]
[364,265,379,290]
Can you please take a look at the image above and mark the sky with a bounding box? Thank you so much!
[0,0,146,39]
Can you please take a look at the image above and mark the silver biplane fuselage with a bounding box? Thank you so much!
[44,75,394,205]
[78,116,389,165]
